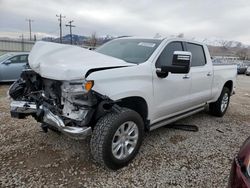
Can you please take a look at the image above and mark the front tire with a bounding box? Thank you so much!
[209,87,230,117]
[90,107,144,170]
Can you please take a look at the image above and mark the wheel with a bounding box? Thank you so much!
[209,87,230,117]
[90,107,144,170]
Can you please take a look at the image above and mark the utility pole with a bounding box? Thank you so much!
[19,34,24,51]
[56,14,66,43]
[66,20,76,45]
[26,19,34,41]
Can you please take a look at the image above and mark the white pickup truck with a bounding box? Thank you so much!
[9,37,237,169]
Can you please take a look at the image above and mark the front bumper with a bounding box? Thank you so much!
[10,101,92,140]
[237,68,247,74]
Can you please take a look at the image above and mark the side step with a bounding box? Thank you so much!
[167,124,199,132]
[150,106,205,131]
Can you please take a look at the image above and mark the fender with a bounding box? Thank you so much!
[87,63,155,120]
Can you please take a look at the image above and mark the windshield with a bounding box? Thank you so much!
[0,53,12,62]
[96,39,161,64]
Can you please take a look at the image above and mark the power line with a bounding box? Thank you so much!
[66,20,76,45]
[46,28,60,35]
[25,19,34,41]
[56,14,66,43]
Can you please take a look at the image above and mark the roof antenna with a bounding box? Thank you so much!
[154,33,162,39]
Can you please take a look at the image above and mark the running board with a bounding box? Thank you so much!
[149,106,205,131]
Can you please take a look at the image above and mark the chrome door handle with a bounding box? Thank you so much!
[207,72,212,76]
[183,75,190,79]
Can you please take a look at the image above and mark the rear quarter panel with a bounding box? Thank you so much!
[210,64,237,102]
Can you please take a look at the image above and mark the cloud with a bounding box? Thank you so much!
[0,0,250,44]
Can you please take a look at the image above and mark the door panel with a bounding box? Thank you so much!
[152,41,192,123]
[0,55,27,81]
[153,73,192,122]
[189,65,213,106]
[186,43,213,105]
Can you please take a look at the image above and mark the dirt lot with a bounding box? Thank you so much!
[0,75,250,188]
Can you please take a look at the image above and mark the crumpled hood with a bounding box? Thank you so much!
[28,41,134,80]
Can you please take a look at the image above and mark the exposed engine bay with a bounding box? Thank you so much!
[8,69,111,139]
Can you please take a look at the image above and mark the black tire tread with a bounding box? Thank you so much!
[90,107,143,169]
[209,87,230,117]
[90,110,120,167]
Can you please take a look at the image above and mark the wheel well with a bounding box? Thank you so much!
[116,97,149,128]
[224,80,233,93]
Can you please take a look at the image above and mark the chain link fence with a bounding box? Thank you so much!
[0,39,35,55]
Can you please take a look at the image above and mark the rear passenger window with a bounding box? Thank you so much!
[186,43,206,67]
[156,42,183,68]
[20,55,28,63]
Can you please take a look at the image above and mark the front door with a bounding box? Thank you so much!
[0,55,28,81]
[152,41,192,123]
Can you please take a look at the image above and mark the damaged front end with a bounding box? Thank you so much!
[9,69,110,139]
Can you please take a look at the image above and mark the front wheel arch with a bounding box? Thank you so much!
[116,96,149,130]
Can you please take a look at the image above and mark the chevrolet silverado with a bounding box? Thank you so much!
[8,37,237,169]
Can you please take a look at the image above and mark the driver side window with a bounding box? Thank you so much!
[156,42,184,68]
[9,56,20,63]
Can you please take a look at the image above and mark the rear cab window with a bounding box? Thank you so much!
[186,43,206,67]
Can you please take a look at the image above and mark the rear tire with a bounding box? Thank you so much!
[90,107,144,170]
[209,87,230,117]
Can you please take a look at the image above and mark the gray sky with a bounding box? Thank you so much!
[0,0,250,44]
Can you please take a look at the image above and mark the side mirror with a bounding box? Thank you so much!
[156,51,191,78]
[165,51,191,74]
[3,60,11,65]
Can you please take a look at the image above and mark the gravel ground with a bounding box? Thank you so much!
[0,75,250,188]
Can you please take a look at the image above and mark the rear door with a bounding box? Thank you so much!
[152,41,192,123]
[185,43,213,106]
[0,55,28,81]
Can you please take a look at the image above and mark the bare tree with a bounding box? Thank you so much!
[235,42,243,48]
[219,40,233,49]
[90,32,97,47]
[236,48,248,60]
